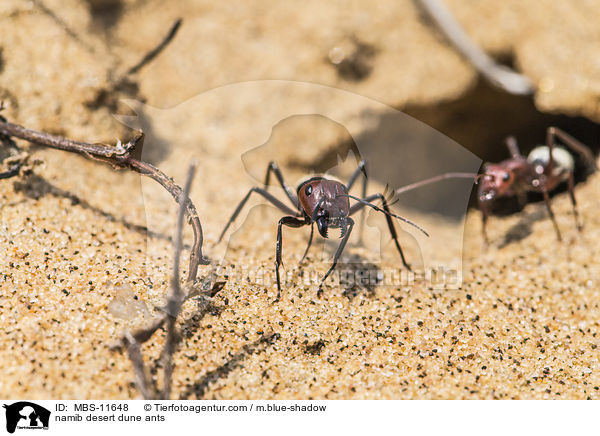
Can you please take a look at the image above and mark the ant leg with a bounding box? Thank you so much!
[541,187,562,241]
[480,202,490,247]
[505,136,521,159]
[218,187,298,243]
[275,216,306,300]
[346,160,367,244]
[345,160,367,191]
[567,171,582,231]
[349,193,411,270]
[547,127,596,171]
[263,161,299,208]
[317,217,354,296]
[299,223,314,265]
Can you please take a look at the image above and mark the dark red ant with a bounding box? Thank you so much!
[478,126,596,243]
[218,160,477,299]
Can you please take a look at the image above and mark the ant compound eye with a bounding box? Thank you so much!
[502,173,511,182]
[305,184,313,196]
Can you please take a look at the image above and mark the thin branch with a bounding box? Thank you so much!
[162,163,196,399]
[124,331,154,400]
[85,18,183,111]
[415,0,534,95]
[0,118,218,400]
[31,0,96,53]
[111,280,224,349]
[0,118,209,282]
[126,18,183,76]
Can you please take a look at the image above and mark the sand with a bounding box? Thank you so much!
[2,0,600,399]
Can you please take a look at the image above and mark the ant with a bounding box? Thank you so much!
[478,126,596,243]
[218,160,477,299]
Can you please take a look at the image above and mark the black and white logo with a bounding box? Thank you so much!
[3,402,50,433]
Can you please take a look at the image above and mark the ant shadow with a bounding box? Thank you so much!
[179,332,280,399]
[337,253,381,299]
[497,206,548,248]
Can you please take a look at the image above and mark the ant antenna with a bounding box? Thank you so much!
[394,172,480,195]
[340,194,430,237]
[382,172,480,208]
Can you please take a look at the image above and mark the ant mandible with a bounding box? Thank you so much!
[478,126,596,243]
[218,160,477,299]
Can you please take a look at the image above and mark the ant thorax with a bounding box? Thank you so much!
[527,146,574,177]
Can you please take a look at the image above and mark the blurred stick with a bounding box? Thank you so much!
[87,18,183,110]
[124,331,154,399]
[31,0,96,53]
[416,0,534,95]
[114,276,225,399]
[126,18,183,76]
[161,163,195,399]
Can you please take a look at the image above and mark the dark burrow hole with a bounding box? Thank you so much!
[302,80,600,217]
[403,80,600,215]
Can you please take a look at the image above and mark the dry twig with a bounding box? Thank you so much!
[121,164,200,400]
[161,162,195,399]
[0,117,209,282]
[126,18,182,76]
[87,17,183,111]
[116,275,224,399]
[124,331,153,399]
[117,167,224,398]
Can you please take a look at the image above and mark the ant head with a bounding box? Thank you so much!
[297,177,350,238]
[478,164,515,202]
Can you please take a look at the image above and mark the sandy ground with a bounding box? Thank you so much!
[2,0,600,399]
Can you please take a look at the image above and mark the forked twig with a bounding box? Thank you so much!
[116,275,224,399]
[0,117,209,282]
[88,158,222,399]
[0,116,214,399]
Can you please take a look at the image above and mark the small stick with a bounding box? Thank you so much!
[126,18,183,76]
[110,280,224,353]
[162,163,195,399]
[415,0,534,95]
[0,118,209,282]
[31,0,96,53]
[124,331,154,400]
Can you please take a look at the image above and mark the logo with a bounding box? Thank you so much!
[3,402,50,433]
